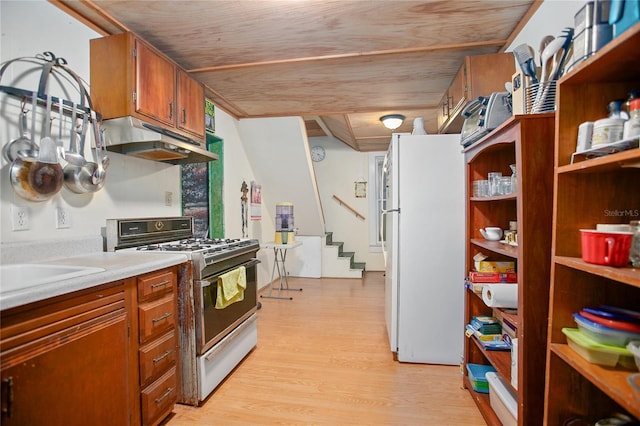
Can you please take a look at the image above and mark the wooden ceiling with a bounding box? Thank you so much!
[52,0,538,152]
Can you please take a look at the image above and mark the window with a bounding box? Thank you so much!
[368,152,386,251]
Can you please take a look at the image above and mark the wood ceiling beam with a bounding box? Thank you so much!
[240,104,439,119]
[49,0,128,36]
[187,39,507,73]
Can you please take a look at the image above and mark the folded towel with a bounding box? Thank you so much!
[215,266,246,309]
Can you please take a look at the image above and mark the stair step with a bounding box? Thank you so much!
[329,242,344,255]
[352,262,366,271]
[340,251,354,259]
[323,231,365,278]
[325,232,333,245]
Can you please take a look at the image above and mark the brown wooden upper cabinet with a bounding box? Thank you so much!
[438,53,515,134]
[177,69,205,137]
[90,32,205,143]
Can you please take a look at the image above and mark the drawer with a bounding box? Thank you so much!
[140,366,177,426]
[138,269,175,302]
[139,295,175,344]
[139,331,177,387]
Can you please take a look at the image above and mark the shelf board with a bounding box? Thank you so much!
[550,343,640,419]
[558,148,640,174]
[559,23,640,86]
[470,335,512,385]
[470,193,517,202]
[554,256,640,288]
[471,239,518,258]
[462,374,502,426]
[498,308,519,330]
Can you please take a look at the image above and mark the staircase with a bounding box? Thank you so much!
[321,232,365,278]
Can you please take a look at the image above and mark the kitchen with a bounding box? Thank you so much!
[2,0,639,425]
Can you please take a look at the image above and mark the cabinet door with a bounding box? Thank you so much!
[1,310,129,426]
[448,64,467,115]
[436,91,450,131]
[177,69,205,138]
[135,39,176,126]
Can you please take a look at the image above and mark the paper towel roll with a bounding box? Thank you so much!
[482,284,518,308]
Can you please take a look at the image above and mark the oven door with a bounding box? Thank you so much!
[194,257,260,354]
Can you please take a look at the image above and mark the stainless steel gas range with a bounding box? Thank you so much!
[106,216,260,406]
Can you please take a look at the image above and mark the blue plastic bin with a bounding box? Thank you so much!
[609,0,640,37]
[466,363,497,394]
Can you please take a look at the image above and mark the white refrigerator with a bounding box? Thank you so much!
[381,133,465,364]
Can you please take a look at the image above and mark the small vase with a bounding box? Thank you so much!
[412,117,427,135]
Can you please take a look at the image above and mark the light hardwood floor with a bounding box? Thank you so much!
[166,272,485,425]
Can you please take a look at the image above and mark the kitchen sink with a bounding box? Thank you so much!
[0,264,106,293]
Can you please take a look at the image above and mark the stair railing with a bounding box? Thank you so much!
[332,195,365,220]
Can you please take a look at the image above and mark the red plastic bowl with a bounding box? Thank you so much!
[580,229,633,267]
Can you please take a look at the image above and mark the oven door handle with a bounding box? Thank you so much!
[198,258,261,288]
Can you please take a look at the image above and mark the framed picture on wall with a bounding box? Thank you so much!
[250,181,262,221]
[205,99,215,134]
[182,162,210,238]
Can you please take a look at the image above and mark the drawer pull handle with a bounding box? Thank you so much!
[152,312,172,323]
[155,387,174,404]
[2,377,13,418]
[153,350,172,364]
[151,280,171,289]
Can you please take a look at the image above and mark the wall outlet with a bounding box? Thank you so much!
[165,191,173,206]
[56,208,71,229]
[11,206,30,231]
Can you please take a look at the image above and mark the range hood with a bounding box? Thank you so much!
[101,116,219,164]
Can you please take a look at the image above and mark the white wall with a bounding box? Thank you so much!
[506,0,583,59]
[0,0,183,245]
[239,117,325,238]
[310,135,385,271]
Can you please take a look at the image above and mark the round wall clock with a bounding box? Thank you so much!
[311,145,326,162]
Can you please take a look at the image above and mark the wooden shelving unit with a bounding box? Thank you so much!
[462,113,555,425]
[544,23,640,425]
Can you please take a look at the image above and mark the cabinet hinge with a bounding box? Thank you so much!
[132,92,137,103]
[132,46,136,58]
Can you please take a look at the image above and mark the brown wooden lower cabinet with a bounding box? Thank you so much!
[140,366,178,426]
[0,264,182,426]
[0,283,130,425]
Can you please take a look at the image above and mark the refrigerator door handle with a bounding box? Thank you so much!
[380,208,399,266]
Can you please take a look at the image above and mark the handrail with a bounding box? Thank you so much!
[332,195,365,220]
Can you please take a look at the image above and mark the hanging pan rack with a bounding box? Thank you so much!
[0,51,108,196]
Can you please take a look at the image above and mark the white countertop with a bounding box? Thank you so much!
[0,252,188,311]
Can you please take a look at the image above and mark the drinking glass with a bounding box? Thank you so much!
[487,172,502,196]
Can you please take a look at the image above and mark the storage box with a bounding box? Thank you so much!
[469,271,518,283]
[511,338,518,389]
[486,372,518,426]
[609,0,640,37]
[466,363,496,394]
[476,261,516,273]
[573,313,640,347]
[563,328,636,368]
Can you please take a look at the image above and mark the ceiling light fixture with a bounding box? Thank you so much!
[379,114,406,130]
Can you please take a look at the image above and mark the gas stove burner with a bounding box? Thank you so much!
[137,244,163,251]
[164,244,212,251]
[178,238,242,247]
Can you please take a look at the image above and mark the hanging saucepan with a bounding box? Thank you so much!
[2,98,32,162]
[10,94,63,201]
[63,107,104,193]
